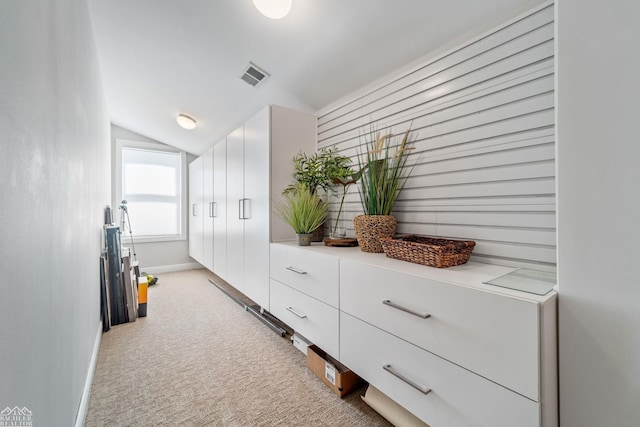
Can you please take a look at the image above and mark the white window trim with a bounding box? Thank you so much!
[115,138,187,243]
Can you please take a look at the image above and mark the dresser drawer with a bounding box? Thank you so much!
[270,279,339,358]
[340,258,540,400]
[270,244,339,307]
[340,313,540,427]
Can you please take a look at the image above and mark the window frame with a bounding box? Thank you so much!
[115,138,187,243]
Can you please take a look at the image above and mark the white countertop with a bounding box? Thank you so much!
[271,240,556,303]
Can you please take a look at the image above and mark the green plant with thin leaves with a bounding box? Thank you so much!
[284,148,353,195]
[356,125,416,215]
[275,185,329,234]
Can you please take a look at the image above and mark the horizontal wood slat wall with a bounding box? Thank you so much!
[317,1,556,271]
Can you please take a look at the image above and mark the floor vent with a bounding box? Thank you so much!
[240,62,269,87]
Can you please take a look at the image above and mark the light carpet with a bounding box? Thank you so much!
[85,268,391,426]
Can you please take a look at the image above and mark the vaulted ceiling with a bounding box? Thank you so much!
[88,0,542,155]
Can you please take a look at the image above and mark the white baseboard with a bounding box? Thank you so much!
[141,262,202,275]
[75,321,102,427]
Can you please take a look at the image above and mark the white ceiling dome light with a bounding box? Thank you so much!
[252,0,292,20]
[176,113,197,130]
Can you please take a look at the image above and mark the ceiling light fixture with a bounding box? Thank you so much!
[252,0,292,19]
[177,113,197,130]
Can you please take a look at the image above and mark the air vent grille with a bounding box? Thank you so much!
[241,62,269,87]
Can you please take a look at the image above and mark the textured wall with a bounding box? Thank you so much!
[0,1,110,425]
[317,2,556,271]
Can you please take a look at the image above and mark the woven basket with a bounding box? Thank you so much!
[353,215,397,253]
[380,235,476,268]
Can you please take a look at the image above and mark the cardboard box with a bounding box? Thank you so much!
[292,332,312,355]
[307,345,362,397]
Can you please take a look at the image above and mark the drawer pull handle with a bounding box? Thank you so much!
[383,364,432,395]
[286,266,307,275]
[383,300,431,319]
[286,306,307,319]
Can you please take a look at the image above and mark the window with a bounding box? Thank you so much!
[116,139,187,242]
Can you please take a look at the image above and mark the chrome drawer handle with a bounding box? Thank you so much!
[286,266,307,275]
[286,306,307,319]
[383,300,431,319]
[383,364,432,395]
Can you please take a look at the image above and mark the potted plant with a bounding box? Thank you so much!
[353,124,416,252]
[285,148,353,241]
[275,186,328,246]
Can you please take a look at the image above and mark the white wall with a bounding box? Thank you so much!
[557,1,640,426]
[111,125,197,273]
[0,1,110,426]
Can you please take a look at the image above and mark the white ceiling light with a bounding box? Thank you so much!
[252,0,292,19]
[176,113,197,130]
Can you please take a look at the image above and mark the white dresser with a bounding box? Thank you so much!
[270,242,557,427]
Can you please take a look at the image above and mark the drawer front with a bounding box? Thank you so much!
[270,279,339,358]
[340,313,540,427]
[270,244,339,307]
[340,259,540,400]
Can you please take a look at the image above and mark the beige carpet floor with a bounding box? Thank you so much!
[85,269,391,426]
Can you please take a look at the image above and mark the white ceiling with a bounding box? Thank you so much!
[88,0,543,156]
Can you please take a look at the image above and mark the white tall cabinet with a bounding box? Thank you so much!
[212,138,227,280]
[226,111,272,307]
[189,104,317,310]
[189,147,214,271]
[202,146,214,272]
[241,108,271,308]
[188,155,204,265]
[225,125,245,292]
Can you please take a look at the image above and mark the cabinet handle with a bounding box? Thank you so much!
[383,364,432,395]
[383,300,431,319]
[242,198,251,219]
[192,204,198,217]
[208,202,214,218]
[212,202,218,218]
[286,306,307,319]
[286,266,307,275]
[238,199,243,220]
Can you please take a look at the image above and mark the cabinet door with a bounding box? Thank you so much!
[243,106,270,309]
[202,146,214,271]
[188,156,204,264]
[225,125,245,292]
[213,139,227,280]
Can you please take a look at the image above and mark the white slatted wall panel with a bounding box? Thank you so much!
[317,2,555,271]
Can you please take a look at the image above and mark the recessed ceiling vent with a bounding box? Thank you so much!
[240,62,269,87]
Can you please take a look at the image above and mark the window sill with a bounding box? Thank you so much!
[120,235,186,244]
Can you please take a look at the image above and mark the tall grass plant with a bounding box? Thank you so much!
[357,125,416,215]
